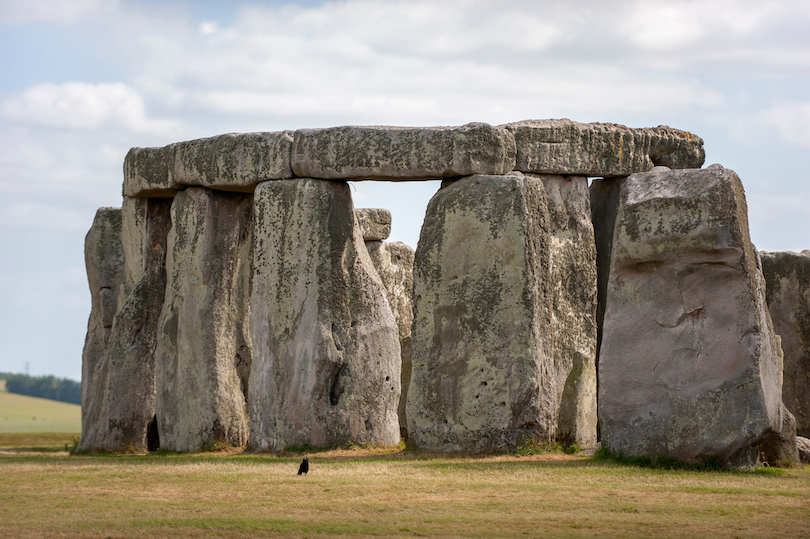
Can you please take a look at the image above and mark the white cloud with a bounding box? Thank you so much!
[0,83,182,136]
[759,102,810,149]
[0,0,119,23]
[0,202,93,234]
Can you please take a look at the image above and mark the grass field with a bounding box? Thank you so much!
[0,438,808,539]
[0,386,81,433]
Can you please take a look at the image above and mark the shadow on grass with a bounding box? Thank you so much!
[591,447,790,475]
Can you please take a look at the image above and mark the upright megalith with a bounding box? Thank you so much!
[155,188,253,452]
[249,179,401,451]
[80,208,125,448]
[502,119,704,177]
[79,199,172,452]
[760,250,810,437]
[599,165,784,466]
[408,173,598,451]
[365,239,415,440]
[539,175,598,449]
[124,131,295,197]
[291,123,516,180]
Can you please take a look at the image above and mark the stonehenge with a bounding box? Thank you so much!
[596,165,783,467]
[80,118,805,466]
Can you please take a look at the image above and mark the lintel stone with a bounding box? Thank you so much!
[502,119,704,177]
[123,131,294,197]
[356,208,392,241]
[291,123,516,180]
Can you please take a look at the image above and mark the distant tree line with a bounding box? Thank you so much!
[0,372,81,405]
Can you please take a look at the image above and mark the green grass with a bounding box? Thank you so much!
[0,387,81,433]
[0,442,807,539]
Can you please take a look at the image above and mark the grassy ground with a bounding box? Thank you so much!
[0,439,808,539]
[0,387,81,433]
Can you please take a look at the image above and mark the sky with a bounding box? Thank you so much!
[0,0,808,381]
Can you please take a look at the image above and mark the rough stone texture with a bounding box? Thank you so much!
[760,250,810,437]
[760,404,800,466]
[408,173,598,451]
[409,173,551,451]
[365,240,415,440]
[599,165,783,466]
[249,178,401,451]
[79,200,172,452]
[117,197,148,311]
[797,436,810,463]
[80,208,125,450]
[124,132,294,197]
[155,188,253,452]
[123,145,178,198]
[356,208,392,241]
[537,175,598,449]
[291,123,516,180]
[502,120,704,177]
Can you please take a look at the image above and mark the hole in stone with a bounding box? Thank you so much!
[385,376,390,381]
[365,418,372,431]
[330,364,346,406]
[481,381,487,386]
[147,415,160,452]
[351,320,359,328]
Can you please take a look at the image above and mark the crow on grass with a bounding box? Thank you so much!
[297,456,309,475]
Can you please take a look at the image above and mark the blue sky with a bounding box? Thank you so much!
[1,0,809,380]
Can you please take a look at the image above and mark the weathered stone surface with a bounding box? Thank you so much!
[123,144,178,198]
[80,208,125,449]
[123,132,294,197]
[291,123,516,180]
[79,200,172,452]
[538,175,598,449]
[760,250,810,437]
[356,208,392,241]
[599,165,783,466]
[249,178,401,451]
[117,197,148,311]
[502,120,704,177]
[365,240,415,440]
[409,173,548,451]
[408,173,597,451]
[155,188,253,452]
[797,436,810,463]
[760,404,800,466]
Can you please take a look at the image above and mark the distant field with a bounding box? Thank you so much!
[0,445,807,539]
[0,388,81,433]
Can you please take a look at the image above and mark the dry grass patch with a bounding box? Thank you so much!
[0,446,808,538]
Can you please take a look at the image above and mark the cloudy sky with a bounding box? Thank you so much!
[1,0,808,381]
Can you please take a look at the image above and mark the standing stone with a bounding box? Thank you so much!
[291,123,516,180]
[797,436,810,463]
[155,188,253,452]
[760,404,800,466]
[117,197,149,312]
[408,173,556,451]
[502,119,704,177]
[124,132,294,197]
[249,178,401,451]
[760,250,810,437]
[356,208,392,241]
[80,208,125,450]
[79,199,172,452]
[599,165,783,466]
[538,175,598,449]
[366,240,415,441]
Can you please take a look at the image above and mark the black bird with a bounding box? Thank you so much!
[297,456,309,475]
